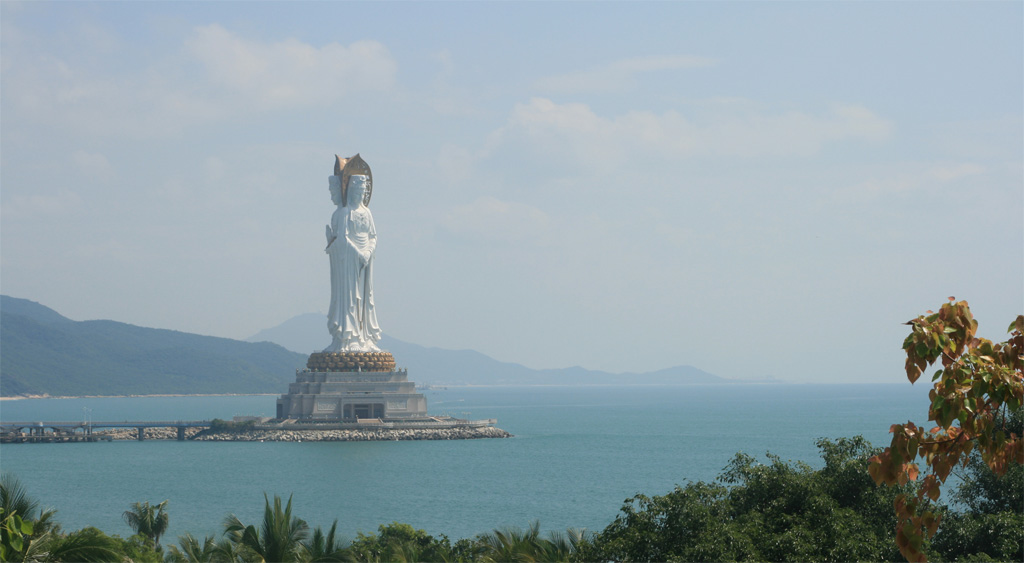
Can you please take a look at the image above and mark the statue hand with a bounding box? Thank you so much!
[325,225,333,243]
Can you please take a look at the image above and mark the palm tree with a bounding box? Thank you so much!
[164,533,222,563]
[303,521,350,562]
[224,494,309,563]
[477,523,590,563]
[477,521,545,563]
[1,473,57,537]
[123,499,170,549]
[2,473,119,562]
[540,528,588,562]
[34,527,121,563]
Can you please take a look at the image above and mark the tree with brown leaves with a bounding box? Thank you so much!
[869,298,1023,562]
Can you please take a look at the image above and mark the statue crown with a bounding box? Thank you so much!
[334,153,373,207]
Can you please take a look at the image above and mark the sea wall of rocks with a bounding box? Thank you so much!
[192,426,511,442]
[95,427,204,440]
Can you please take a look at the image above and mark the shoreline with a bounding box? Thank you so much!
[0,393,281,401]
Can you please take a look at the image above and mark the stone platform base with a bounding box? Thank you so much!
[277,367,428,419]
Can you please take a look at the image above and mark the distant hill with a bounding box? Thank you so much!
[248,313,727,386]
[0,295,731,397]
[1,295,306,397]
[247,312,328,355]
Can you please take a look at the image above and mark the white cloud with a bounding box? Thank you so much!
[537,55,716,93]
[184,24,396,109]
[841,162,987,198]
[2,43,220,137]
[441,197,551,244]
[436,144,475,182]
[72,150,115,182]
[495,97,893,169]
[1,23,398,138]
[1,190,83,219]
[929,163,986,182]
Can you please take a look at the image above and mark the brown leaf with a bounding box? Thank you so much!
[907,464,920,481]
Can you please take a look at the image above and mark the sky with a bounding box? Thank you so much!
[1,1,1021,383]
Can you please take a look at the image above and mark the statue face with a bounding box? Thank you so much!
[347,175,369,207]
[329,176,343,205]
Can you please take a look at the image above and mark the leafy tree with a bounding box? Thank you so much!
[929,406,1023,561]
[349,522,451,562]
[207,419,257,434]
[586,437,907,562]
[949,406,1024,516]
[224,494,309,563]
[585,481,751,562]
[869,299,1023,562]
[124,499,171,549]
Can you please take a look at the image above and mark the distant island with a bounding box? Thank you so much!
[1,295,749,398]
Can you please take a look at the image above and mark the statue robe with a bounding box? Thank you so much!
[325,203,381,352]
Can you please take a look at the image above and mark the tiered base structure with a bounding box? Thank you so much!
[276,351,428,421]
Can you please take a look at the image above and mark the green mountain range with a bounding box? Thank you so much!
[1,295,306,397]
[1,295,733,397]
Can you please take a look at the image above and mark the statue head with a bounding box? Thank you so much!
[347,175,370,208]
[329,175,343,206]
[334,153,373,208]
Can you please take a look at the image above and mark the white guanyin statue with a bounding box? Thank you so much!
[323,154,382,353]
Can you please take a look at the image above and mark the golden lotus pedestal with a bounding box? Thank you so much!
[275,351,428,421]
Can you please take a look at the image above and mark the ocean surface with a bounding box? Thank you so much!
[0,384,932,543]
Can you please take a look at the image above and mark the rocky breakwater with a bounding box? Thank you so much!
[95,427,204,440]
[192,426,511,442]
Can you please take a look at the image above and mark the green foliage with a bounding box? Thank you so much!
[345,521,586,563]
[303,521,350,563]
[930,512,1024,562]
[163,533,239,563]
[123,499,170,549]
[208,419,258,434]
[349,522,454,562]
[473,521,587,563]
[1,472,56,562]
[929,407,1023,562]
[47,527,131,563]
[1,474,126,562]
[587,437,908,562]
[224,494,309,563]
[950,406,1024,516]
[1,508,34,561]
[1,473,57,537]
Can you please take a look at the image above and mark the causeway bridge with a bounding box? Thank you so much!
[0,420,213,442]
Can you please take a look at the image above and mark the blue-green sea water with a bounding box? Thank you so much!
[0,384,931,543]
